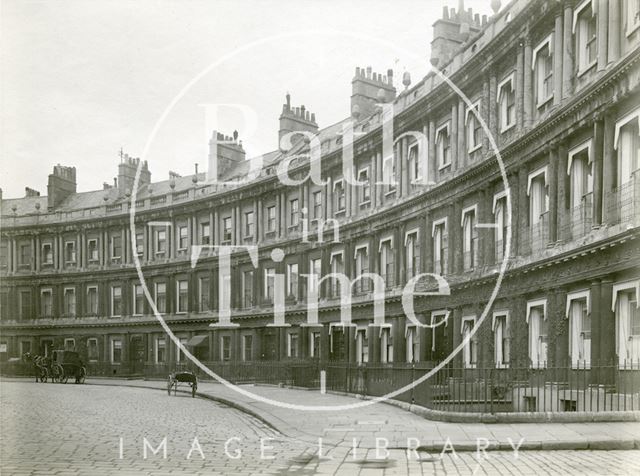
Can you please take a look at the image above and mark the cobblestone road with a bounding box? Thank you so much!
[2,380,640,475]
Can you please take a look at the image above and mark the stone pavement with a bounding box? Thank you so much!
[87,378,640,452]
[2,379,640,475]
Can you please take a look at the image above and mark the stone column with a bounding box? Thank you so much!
[601,113,616,225]
[597,0,609,71]
[457,99,466,169]
[557,144,569,241]
[488,74,498,145]
[450,102,458,169]
[517,169,529,256]
[599,278,616,368]
[428,120,436,184]
[394,315,406,363]
[516,40,525,132]
[523,37,533,127]
[562,2,575,98]
[592,115,604,225]
[482,75,490,151]
[452,309,462,368]
[590,280,602,365]
[554,11,563,106]
[608,0,620,63]
[401,137,409,197]
[548,144,559,243]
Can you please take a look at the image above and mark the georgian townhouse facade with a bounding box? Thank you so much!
[1,0,639,391]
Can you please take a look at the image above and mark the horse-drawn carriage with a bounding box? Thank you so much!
[24,350,86,384]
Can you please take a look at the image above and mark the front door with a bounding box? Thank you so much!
[129,335,145,374]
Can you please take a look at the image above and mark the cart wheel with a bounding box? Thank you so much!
[192,384,197,398]
[60,371,69,384]
[76,367,86,384]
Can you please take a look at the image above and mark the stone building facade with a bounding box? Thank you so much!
[1,0,639,392]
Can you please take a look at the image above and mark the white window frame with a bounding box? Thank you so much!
[496,72,516,132]
[155,229,167,255]
[432,217,448,275]
[64,240,77,264]
[40,288,53,317]
[333,178,346,212]
[612,279,640,366]
[527,298,548,368]
[87,337,99,361]
[287,332,299,358]
[86,285,98,315]
[87,238,99,262]
[492,311,510,368]
[110,234,122,260]
[286,262,299,298]
[356,327,369,364]
[573,0,597,74]
[110,338,122,364]
[380,326,393,363]
[566,289,591,368]
[461,315,477,369]
[626,0,640,36]
[567,139,593,174]
[132,283,144,316]
[155,336,166,363]
[465,100,482,153]
[42,242,54,264]
[110,286,122,317]
[430,310,449,352]
[527,166,548,195]
[177,225,188,251]
[176,280,188,314]
[407,142,422,184]
[63,287,76,317]
[436,122,451,170]
[357,167,371,205]
[242,334,253,361]
[264,267,276,301]
[154,282,167,314]
[64,338,75,351]
[532,34,554,108]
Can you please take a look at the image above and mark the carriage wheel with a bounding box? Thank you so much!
[76,367,86,384]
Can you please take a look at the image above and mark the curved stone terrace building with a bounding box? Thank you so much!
[1,0,639,412]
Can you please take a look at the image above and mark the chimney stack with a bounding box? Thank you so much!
[351,65,396,120]
[118,153,151,196]
[430,1,483,67]
[47,164,76,211]
[278,93,319,150]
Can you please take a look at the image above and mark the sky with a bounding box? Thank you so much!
[0,0,495,199]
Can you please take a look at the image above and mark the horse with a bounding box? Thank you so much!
[22,352,50,383]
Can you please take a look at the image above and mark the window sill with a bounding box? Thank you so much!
[384,190,396,197]
[536,95,554,109]
[467,144,482,154]
[577,60,597,78]
[360,200,371,208]
[334,210,345,217]
[500,123,516,134]
[626,21,640,38]
[438,163,451,172]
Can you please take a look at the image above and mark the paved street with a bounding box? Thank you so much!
[1,380,640,475]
